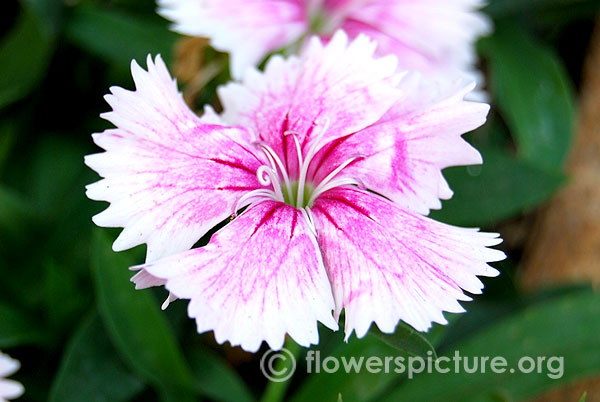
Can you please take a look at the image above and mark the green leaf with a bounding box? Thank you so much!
[480,22,575,171]
[579,392,587,402]
[0,302,44,347]
[0,185,37,242]
[484,0,599,17]
[21,0,63,36]
[430,146,565,226]
[0,8,54,109]
[28,135,87,217]
[260,340,302,402]
[370,324,437,359]
[43,260,90,331]
[534,2,600,26]
[65,5,178,66]
[0,119,17,175]
[381,289,600,402]
[91,230,196,402]
[289,336,408,402]
[49,311,145,402]
[189,346,256,402]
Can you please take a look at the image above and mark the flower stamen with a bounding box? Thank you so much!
[232,188,279,216]
[301,206,317,237]
[284,130,304,171]
[309,177,361,206]
[296,117,330,208]
[251,118,360,210]
[256,142,293,198]
[308,155,364,205]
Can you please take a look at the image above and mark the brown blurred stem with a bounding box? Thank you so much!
[522,17,600,402]
[520,17,600,290]
[173,37,225,108]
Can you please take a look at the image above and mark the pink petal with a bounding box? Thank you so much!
[322,0,371,14]
[218,31,402,162]
[158,0,307,78]
[141,201,338,352]
[85,55,263,263]
[340,0,490,84]
[311,77,488,214]
[312,187,504,340]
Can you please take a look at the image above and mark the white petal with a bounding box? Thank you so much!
[312,188,504,340]
[158,0,307,78]
[85,55,263,263]
[142,201,338,352]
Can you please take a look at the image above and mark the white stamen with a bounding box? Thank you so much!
[257,165,284,200]
[248,117,361,211]
[232,188,279,216]
[308,155,364,205]
[284,130,304,172]
[256,142,293,198]
[301,207,317,237]
[309,177,361,206]
[297,118,330,207]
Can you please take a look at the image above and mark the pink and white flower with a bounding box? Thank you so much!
[0,352,24,402]
[85,32,504,352]
[158,0,490,85]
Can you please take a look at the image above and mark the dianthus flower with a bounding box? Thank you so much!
[158,0,490,85]
[86,32,504,352]
[0,352,23,402]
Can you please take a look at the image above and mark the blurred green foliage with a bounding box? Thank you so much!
[382,289,600,402]
[0,0,599,401]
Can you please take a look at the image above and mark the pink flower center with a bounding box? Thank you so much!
[233,118,363,228]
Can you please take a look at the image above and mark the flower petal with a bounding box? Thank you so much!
[338,0,490,84]
[311,77,488,214]
[218,31,402,159]
[158,0,307,78]
[85,55,263,263]
[141,201,338,352]
[0,354,19,378]
[0,379,24,400]
[0,352,23,401]
[312,187,504,340]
